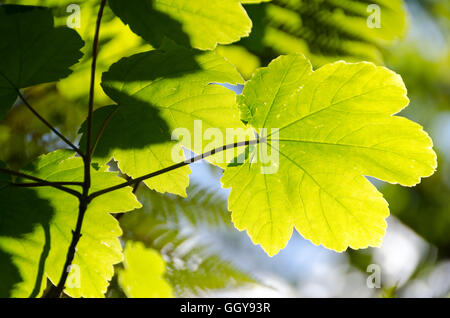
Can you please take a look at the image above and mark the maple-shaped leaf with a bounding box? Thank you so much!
[83,43,247,196]
[118,241,173,298]
[0,150,141,298]
[108,0,252,50]
[222,54,437,256]
[0,5,84,119]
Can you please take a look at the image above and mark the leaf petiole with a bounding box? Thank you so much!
[89,138,262,200]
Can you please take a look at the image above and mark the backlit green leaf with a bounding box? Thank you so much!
[108,0,252,50]
[0,5,83,119]
[0,150,141,298]
[118,241,173,298]
[222,54,436,256]
[85,44,247,196]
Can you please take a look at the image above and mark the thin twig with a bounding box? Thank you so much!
[90,106,117,156]
[0,167,81,198]
[0,72,84,157]
[85,0,107,163]
[89,138,261,200]
[13,182,83,188]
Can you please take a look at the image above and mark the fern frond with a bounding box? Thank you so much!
[241,0,407,65]
[130,183,232,229]
[120,184,258,296]
[167,254,256,297]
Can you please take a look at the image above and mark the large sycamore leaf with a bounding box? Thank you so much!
[222,54,437,256]
[0,5,84,119]
[118,241,173,298]
[0,150,141,298]
[108,0,252,50]
[86,44,247,196]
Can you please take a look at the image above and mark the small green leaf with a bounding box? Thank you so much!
[0,5,84,119]
[0,150,141,298]
[118,241,173,298]
[108,0,252,50]
[222,54,437,256]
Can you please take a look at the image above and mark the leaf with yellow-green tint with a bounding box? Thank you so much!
[109,0,253,50]
[222,54,436,256]
[119,241,173,298]
[0,150,141,297]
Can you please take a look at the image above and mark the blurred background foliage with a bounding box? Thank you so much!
[1,0,449,297]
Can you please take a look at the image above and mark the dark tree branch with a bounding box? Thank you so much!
[85,0,107,164]
[0,72,84,157]
[45,0,108,298]
[0,167,81,198]
[44,198,88,298]
[89,138,261,200]
[43,0,260,298]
